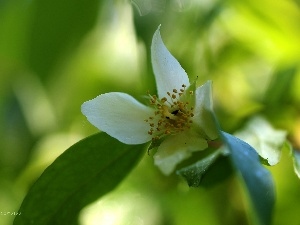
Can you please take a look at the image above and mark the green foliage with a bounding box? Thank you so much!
[177,130,276,224]
[1,0,300,224]
[177,148,231,187]
[263,66,297,106]
[221,132,275,225]
[13,133,146,225]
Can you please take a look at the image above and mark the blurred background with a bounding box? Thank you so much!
[1,0,300,224]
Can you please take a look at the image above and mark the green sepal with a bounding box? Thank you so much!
[176,148,232,187]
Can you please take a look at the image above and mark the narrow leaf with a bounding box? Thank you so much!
[292,149,300,179]
[221,132,275,225]
[14,132,146,225]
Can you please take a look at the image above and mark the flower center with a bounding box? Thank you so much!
[145,84,194,141]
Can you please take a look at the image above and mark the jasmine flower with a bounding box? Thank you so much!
[81,26,218,174]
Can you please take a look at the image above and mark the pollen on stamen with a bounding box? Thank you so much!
[161,97,167,103]
[145,84,195,141]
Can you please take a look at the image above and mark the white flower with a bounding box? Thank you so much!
[235,116,287,165]
[81,26,218,175]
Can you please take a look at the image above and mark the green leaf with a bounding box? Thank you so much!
[176,149,232,187]
[221,132,275,225]
[27,0,101,77]
[292,149,300,179]
[14,132,146,225]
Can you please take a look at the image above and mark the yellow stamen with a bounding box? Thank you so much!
[145,84,195,140]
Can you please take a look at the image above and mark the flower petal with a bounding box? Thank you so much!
[235,116,287,165]
[81,92,154,144]
[154,131,208,175]
[151,25,190,99]
[193,81,219,140]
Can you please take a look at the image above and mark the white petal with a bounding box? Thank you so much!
[81,92,154,144]
[151,25,190,99]
[235,116,287,165]
[193,81,219,140]
[154,131,208,175]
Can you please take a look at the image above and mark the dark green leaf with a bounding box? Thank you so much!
[221,132,275,225]
[199,154,233,188]
[177,149,231,187]
[14,132,146,225]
